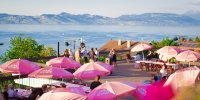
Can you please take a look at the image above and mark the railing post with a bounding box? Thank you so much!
[57,42,59,57]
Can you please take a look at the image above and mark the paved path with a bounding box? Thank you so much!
[83,61,155,83]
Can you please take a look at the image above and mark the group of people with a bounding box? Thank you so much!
[60,45,99,64]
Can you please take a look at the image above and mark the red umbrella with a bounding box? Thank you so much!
[46,57,81,69]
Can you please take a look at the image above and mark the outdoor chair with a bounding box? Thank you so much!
[139,62,145,71]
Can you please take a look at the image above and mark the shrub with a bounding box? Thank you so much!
[98,55,105,62]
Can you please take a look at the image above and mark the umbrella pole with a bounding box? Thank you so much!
[189,62,190,67]
[18,73,20,88]
[142,50,144,61]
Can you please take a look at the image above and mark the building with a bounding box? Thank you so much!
[99,39,150,57]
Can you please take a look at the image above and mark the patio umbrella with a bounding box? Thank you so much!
[73,62,110,79]
[88,81,136,100]
[38,87,88,100]
[164,66,200,93]
[0,59,40,87]
[134,83,174,100]
[131,43,153,60]
[175,50,200,66]
[46,57,81,69]
[157,46,180,62]
[28,66,74,79]
[95,62,114,72]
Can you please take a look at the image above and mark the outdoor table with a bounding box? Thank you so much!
[50,82,90,93]
[15,88,31,98]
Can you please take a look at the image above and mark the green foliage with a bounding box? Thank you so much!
[151,37,178,48]
[0,34,44,62]
[98,55,105,62]
[38,46,56,63]
[195,36,200,42]
[188,38,193,42]
[0,74,16,89]
[116,56,122,61]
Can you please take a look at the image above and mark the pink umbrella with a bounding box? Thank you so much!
[88,81,136,100]
[175,50,200,62]
[46,57,81,69]
[157,46,180,60]
[131,43,153,52]
[95,62,114,72]
[134,83,174,100]
[164,66,200,92]
[28,66,74,78]
[73,62,110,79]
[0,59,40,74]
[38,87,88,100]
[131,43,153,60]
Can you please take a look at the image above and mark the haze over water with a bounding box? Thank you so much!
[0,25,200,57]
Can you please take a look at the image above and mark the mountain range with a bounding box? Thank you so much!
[1,10,200,26]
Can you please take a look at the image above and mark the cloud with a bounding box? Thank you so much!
[191,0,200,6]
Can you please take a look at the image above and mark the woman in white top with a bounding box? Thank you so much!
[68,49,74,59]
[81,46,88,64]
[160,64,167,78]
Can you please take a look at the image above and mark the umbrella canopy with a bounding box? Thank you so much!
[28,66,74,78]
[134,83,174,100]
[38,87,88,100]
[73,62,110,79]
[157,46,180,59]
[131,43,153,52]
[0,59,40,74]
[95,62,114,72]
[46,57,81,69]
[88,81,136,100]
[175,50,200,62]
[164,66,200,92]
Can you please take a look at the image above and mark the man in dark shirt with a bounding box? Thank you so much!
[28,84,47,100]
[90,75,102,90]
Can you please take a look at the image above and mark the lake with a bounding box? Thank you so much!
[0,25,200,57]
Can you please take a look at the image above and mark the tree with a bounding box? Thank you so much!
[0,34,44,62]
[151,37,178,48]
[188,38,193,42]
[195,36,200,42]
[38,46,56,63]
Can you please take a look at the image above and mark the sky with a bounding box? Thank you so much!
[0,0,200,17]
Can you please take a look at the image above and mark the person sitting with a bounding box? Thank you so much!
[60,83,67,88]
[1,87,8,100]
[71,79,78,84]
[28,84,48,100]
[90,75,102,90]
[60,49,70,57]
[170,57,176,63]
[7,84,21,100]
[125,51,132,63]
[160,64,167,78]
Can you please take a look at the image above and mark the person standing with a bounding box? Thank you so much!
[95,48,99,61]
[75,48,81,64]
[68,48,74,59]
[81,46,88,64]
[112,49,117,67]
[88,48,96,61]
[90,75,102,90]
